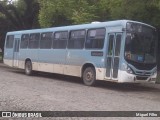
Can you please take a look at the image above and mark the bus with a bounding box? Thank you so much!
[3,20,158,86]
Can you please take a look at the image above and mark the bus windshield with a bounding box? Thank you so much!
[125,23,157,64]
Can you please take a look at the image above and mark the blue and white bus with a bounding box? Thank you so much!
[3,20,157,86]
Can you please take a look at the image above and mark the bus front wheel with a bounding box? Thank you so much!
[25,61,32,75]
[83,67,96,86]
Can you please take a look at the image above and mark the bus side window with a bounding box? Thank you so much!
[28,33,40,49]
[6,35,14,48]
[20,34,29,49]
[53,31,68,49]
[68,30,85,49]
[40,32,53,49]
[85,28,106,49]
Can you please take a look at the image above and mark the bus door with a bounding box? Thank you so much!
[13,36,21,67]
[106,33,122,80]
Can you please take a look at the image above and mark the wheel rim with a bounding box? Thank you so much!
[85,71,94,82]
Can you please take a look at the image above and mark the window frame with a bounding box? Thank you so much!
[85,28,106,49]
[28,33,40,49]
[53,31,68,49]
[68,29,86,49]
[40,32,53,49]
[20,34,29,49]
[6,35,14,49]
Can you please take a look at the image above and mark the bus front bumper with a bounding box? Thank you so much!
[118,70,157,83]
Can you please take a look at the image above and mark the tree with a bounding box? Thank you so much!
[38,0,98,27]
[108,0,160,27]
[0,0,40,57]
[70,0,97,24]
[0,0,39,30]
[39,0,73,27]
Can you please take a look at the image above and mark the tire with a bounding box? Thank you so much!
[25,60,32,75]
[83,67,96,86]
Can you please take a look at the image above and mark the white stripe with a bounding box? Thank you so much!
[6,59,156,83]
[3,59,13,67]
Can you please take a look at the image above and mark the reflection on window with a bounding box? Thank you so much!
[14,39,20,52]
[21,34,29,49]
[28,33,40,49]
[85,28,105,49]
[68,30,85,49]
[6,35,14,48]
[53,31,68,49]
[108,35,114,55]
[125,32,156,63]
[40,32,52,49]
[115,35,121,56]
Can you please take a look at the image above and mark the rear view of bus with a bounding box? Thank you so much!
[118,22,157,83]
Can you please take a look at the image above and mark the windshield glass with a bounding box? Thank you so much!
[125,23,157,64]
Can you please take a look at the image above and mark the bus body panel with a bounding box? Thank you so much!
[37,49,54,73]
[3,20,157,84]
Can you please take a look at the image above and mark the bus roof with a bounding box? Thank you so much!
[7,20,155,35]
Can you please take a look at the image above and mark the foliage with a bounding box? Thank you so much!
[38,0,160,27]
[39,0,99,27]
[39,0,72,27]
[0,0,40,54]
[109,0,160,27]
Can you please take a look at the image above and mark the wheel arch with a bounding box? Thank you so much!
[25,58,32,64]
[25,58,32,68]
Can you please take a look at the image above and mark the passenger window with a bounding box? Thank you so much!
[40,32,52,49]
[85,28,106,49]
[53,31,68,49]
[28,33,40,49]
[20,34,29,49]
[6,35,14,48]
[68,30,85,49]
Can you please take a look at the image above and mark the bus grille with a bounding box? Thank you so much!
[135,71,151,76]
[136,76,148,80]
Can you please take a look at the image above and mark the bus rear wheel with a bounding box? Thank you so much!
[25,60,32,75]
[83,67,96,86]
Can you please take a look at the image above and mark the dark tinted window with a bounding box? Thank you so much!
[108,35,114,56]
[40,32,53,49]
[53,31,68,49]
[85,28,106,49]
[20,34,29,49]
[115,34,121,56]
[28,33,40,49]
[68,30,85,49]
[6,35,14,48]
[14,38,20,52]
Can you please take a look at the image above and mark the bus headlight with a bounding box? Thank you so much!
[152,68,157,76]
[126,66,133,74]
[122,63,134,74]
